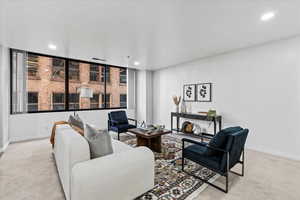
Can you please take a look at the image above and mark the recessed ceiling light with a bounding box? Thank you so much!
[48,43,57,50]
[261,12,275,21]
[134,61,140,66]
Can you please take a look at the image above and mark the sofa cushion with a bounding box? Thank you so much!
[206,126,243,156]
[68,114,84,130]
[84,124,113,159]
[184,144,221,171]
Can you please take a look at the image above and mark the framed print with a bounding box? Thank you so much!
[183,84,196,101]
[196,83,212,102]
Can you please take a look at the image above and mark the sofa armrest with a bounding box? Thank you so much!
[71,147,155,200]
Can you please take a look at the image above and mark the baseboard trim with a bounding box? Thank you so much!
[0,141,10,153]
[10,136,50,144]
[247,146,300,161]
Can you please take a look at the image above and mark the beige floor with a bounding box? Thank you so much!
[0,139,300,200]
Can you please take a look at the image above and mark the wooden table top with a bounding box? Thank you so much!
[128,128,172,139]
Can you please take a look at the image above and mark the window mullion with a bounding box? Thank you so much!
[65,59,69,111]
[104,65,107,109]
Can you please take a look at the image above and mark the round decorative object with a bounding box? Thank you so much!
[193,124,201,135]
[181,121,193,134]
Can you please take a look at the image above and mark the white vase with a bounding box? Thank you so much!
[181,101,186,113]
[175,105,179,113]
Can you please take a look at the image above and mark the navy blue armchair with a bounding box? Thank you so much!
[182,127,249,193]
[108,111,137,140]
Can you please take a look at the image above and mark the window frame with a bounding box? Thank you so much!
[10,48,128,114]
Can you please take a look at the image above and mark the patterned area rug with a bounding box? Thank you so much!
[120,134,218,200]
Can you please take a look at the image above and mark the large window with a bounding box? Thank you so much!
[120,69,127,84]
[27,54,39,78]
[52,58,65,81]
[69,61,80,81]
[120,94,127,107]
[101,94,110,108]
[68,61,105,110]
[11,49,127,114]
[69,93,79,109]
[90,64,100,82]
[27,92,38,112]
[106,66,127,108]
[90,94,100,108]
[101,67,110,83]
[52,93,65,110]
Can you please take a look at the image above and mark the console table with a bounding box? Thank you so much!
[171,112,222,137]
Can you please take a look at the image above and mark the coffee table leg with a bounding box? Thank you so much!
[137,136,148,147]
[136,135,162,153]
[151,136,162,153]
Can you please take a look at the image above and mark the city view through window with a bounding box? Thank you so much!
[11,50,127,113]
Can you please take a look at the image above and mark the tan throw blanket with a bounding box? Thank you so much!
[50,121,84,148]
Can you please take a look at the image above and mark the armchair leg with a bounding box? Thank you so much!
[242,149,245,176]
[181,157,184,171]
[182,168,228,193]
[118,133,120,141]
[225,173,228,193]
[230,149,245,177]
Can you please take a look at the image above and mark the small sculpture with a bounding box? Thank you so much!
[193,123,202,135]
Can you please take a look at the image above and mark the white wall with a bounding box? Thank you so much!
[0,45,10,151]
[9,109,135,142]
[152,36,300,160]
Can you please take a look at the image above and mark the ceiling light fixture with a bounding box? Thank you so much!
[48,43,57,50]
[134,61,140,66]
[261,11,275,21]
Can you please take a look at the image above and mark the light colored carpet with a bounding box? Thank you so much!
[0,138,300,200]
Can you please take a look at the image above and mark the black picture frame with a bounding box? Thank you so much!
[196,83,212,102]
[183,84,196,102]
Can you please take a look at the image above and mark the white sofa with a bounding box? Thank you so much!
[54,124,155,200]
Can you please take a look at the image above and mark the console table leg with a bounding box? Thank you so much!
[171,116,173,132]
[177,117,180,132]
[213,119,217,135]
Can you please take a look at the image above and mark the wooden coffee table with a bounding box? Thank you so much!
[128,128,172,153]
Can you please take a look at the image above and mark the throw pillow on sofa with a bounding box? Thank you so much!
[84,124,113,159]
[68,114,84,130]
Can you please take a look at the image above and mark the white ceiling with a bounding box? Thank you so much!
[1,0,300,70]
